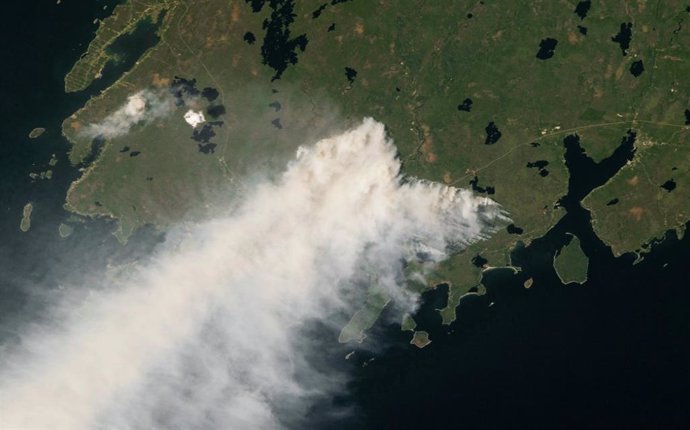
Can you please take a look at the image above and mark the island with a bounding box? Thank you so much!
[554,234,589,284]
[410,331,431,349]
[28,127,46,139]
[401,314,417,332]
[58,223,74,238]
[338,289,390,344]
[29,170,53,181]
[19,203,33,232]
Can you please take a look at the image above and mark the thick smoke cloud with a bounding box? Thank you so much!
[0,118,506,429]
[82,90,174,138]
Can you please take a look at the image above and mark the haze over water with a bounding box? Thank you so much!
[0,119,504,429]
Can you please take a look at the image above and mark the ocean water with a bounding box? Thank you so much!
[0,0,163,336]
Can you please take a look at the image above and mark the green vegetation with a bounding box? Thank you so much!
[62,0,690,329]
[401,314,417,332]
[583,126,690,255]
[28,127,45,139]
[554,234,589,284]
[19,203,33,232]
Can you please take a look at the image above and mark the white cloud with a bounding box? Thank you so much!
[183,109,205,128]
[0,118,507,429]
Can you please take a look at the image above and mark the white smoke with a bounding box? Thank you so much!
[0,118,506,429]
[82,90,174,138]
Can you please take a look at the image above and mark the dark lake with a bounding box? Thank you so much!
[536,37,558,60]
[612,22,633,55]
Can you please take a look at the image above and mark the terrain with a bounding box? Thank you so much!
[59,0,690,332]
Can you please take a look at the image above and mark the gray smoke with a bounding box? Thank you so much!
[0,118,506,429]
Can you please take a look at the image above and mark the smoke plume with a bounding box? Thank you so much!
[82,90,174,139]
[0,118,506,429]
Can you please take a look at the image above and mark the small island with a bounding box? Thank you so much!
[58,223,74,238]
[401,314,417,332]
[410,331,431,349]
[28,127,46,139]
[554,234,589,284]
[338,289,390,344]
[29,170,53,180]
[19,202,33,232]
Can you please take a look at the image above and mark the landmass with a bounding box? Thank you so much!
[583,132,690,255]
[338,289,390,343]
[19,203,33,232]
[28,127,46,139]
[60,0,690,337]
[401,314,417,332]
[410,331,431,349]
[554,234,589,284]
[64,1,168,93]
